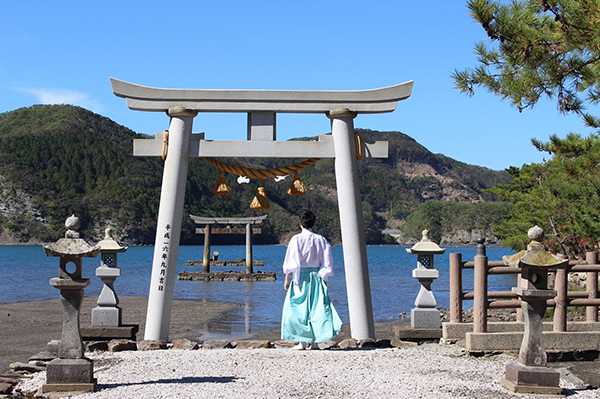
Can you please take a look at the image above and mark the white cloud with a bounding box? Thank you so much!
[19,88,104,113]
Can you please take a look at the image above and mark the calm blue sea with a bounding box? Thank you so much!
[0,245,515,340]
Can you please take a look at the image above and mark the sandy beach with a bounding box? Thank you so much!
[3,297,600,398]
[0,296,239,373]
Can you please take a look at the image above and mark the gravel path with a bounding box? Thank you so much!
[18,345,600,399]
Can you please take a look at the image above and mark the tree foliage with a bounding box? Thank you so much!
[490,133,600,257]
[454,0,600,128]
[454,0,600,256]
[402,200,512,244]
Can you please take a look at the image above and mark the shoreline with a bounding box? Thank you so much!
[0,296,239,373]
[0,296,406,373]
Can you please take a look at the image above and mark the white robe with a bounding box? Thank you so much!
[282,228,334,287]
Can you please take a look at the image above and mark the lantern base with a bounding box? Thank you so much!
[43,358,96,393]
[410,308,441,329]
[502,362,562,395]
[41,382,96,394]
[91,306,122,327]
[81,324,139,341]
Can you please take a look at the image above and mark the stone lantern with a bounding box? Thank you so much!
[92,228,127,327]
[501,226,568,395]
[41,215,99,394]
[406,230,446,329]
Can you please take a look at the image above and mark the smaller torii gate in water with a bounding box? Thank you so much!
[111,78,413,341]
[189,214,268,273]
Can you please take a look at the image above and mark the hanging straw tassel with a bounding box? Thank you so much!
[250,184,270,209]
[355,131,363,160]
[161,130,169,161]
[287,172,307,196]
[212,171,231,195]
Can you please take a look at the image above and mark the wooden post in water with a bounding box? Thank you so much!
[449,253,462,323]
[246,223,253,274]
[473,255,488,333]
[203,224,211,273]
[586,251,598,322]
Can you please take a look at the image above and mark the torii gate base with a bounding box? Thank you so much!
[112,78,413,342]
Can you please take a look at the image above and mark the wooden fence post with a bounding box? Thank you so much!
[449,253,462,323]
[586,251,598,322]
[473,255,488,333]
[553,267,567,332]
[516,272,524,322]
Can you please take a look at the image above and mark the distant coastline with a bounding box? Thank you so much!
[0,239,506,248]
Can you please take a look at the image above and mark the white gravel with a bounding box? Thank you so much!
[18,345,600,399]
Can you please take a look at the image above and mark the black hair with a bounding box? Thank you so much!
[300,210,316,229]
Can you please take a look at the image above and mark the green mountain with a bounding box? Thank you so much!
[0,105,512,245]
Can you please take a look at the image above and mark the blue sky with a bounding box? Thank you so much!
[0,1,590,171]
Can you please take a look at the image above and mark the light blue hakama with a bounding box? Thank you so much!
[281,267,342,343]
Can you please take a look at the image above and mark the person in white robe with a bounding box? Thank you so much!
[281,210,342,349]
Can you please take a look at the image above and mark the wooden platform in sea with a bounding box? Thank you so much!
[178,271,276,282]
[186,259,264,267]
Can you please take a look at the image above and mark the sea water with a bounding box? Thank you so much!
[0,245,515,340]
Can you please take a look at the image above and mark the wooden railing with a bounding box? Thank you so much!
[449,251,600,333]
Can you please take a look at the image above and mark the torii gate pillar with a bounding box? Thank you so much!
[145,107,197,340]
[329,108,375,339]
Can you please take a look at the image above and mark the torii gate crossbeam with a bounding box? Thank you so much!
[111,78,413,341]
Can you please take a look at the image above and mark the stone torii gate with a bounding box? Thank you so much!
[111,78,413,341]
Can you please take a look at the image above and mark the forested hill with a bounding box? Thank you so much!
[0,105,512,245]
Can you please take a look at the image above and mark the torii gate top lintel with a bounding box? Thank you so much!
[190,214,268,225]
[110,78,413,114]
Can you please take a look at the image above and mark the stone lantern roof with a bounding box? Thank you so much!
[503,226,567,269]
[96,228,127,253]
[43,215,100,258]
[406,230,446,255]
